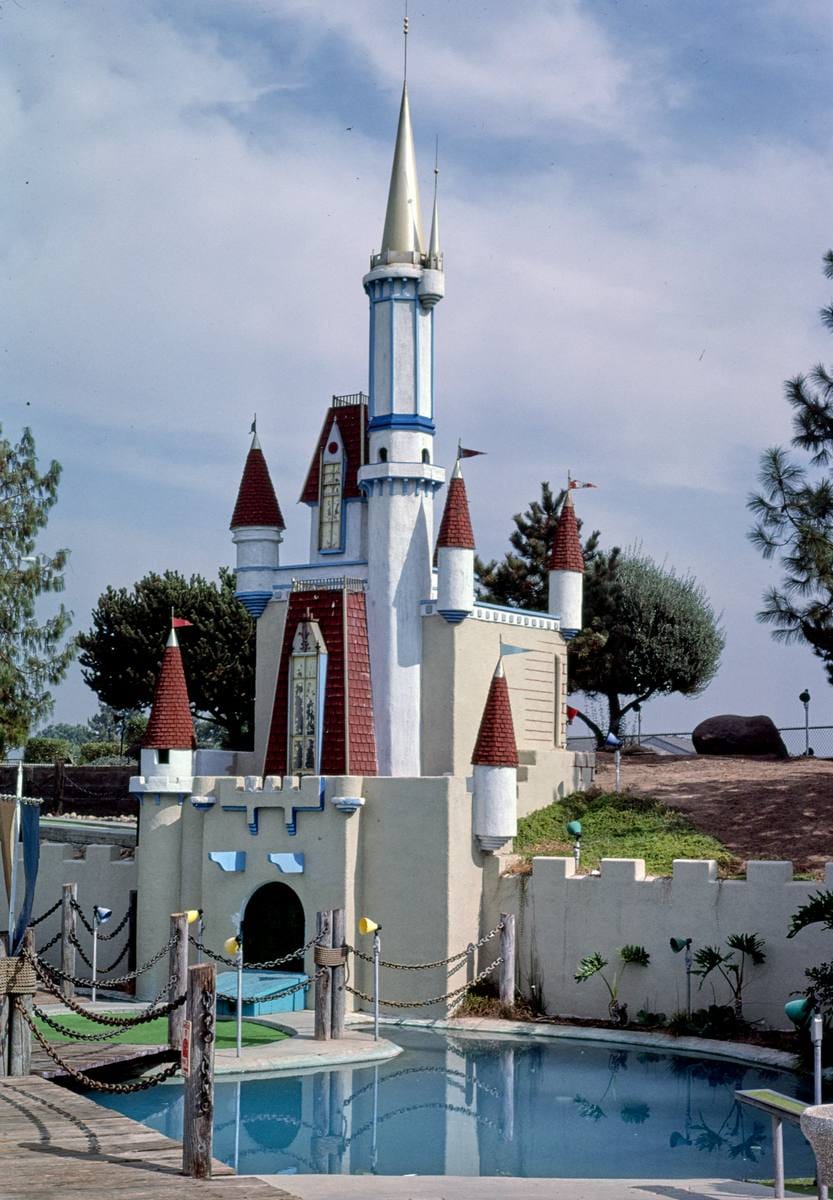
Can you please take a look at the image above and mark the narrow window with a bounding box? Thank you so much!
[288,619,327,774]
[318,462,342,550]
[378,447,388,463]
[421,448,430,464]
[158,748,170,765]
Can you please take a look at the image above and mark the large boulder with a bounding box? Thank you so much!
[692,714,788,758]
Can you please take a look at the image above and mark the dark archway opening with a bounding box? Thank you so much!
[242,881,305,973]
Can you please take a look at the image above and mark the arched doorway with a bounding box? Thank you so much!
[242,881,305,972]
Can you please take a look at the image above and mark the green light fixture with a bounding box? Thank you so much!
[566,820,582,871]
[784,996,813,1029]
[670,936,694,1017]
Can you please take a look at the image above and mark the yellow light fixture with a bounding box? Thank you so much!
[358,916,380,936]
[186,909,201,925]
[224,935,240,956]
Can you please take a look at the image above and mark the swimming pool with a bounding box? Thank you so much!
[94,1027,817,1178]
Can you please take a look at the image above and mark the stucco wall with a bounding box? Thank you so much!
[243,595,289,775]
[483,855,833,1030]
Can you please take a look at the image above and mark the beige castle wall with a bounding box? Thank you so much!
[483,855,833,1029]
[236,595,288,776]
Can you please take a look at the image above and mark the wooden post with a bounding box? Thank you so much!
[60,883,77,1002]
[9,929,33,1076]
[331,907,346,1040]
[182,962,216,1179]
[314,909,332,1042]
[328,1068,345,1174]
[0,932,9,1076]
[499,912,516,1009]
[168,912,188,1052]
[311,1072,331,1173]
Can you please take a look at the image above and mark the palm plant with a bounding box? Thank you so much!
[575,944,650,1026]
[692,933,766,1021]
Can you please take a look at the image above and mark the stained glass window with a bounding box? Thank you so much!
[319,462,342,550]
[288,619,326,775]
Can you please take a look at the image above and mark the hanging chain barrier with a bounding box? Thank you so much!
[189,922,330,970]
[41,931,176,990]
[29,898,62,927]
[70,898,131,941]
[345,957,503,1010]
[347,920,505,971]
[197,986,215,1116]
[26,949,186,1026]
[18,1000,181,1093]
[215,967,327,1005]
[37,931,61,955]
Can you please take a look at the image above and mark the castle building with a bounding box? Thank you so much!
[131,73,593,1008]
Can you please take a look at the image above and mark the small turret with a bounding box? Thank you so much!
[471,659,518,853]
[230,429,284,618]
[132,626,196,797]
[548,491,584,637]
[436,458,475,623]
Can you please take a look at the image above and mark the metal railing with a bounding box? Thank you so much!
[568,725,833,758]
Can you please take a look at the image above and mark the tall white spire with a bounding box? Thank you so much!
[380,83,425,256]
[428,141,441,261]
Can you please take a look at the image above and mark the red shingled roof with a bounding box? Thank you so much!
[264,585,377,777]
[143,636,197,750]
[549,493,584,573]
[472,666,518,768]
[300,402,368,504]
[230,443,284,530]
[436,472,475,550]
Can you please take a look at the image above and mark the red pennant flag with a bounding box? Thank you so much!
[459,447,486,458]
[566,706,579,723]
[172,617,193,628]
[568,480,597,489]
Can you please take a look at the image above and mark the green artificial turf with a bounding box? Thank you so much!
[35,1011,288,1048]
[515,789,738,877]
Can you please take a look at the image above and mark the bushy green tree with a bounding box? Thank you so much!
[77,569,255,749]
[0,426,73,755]
[571,552,725,742]
[748,251,833,677]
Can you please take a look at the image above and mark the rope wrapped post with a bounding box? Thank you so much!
[9,929,34,1076]
[60,883,77,1002]
[314,910,333,1041]
[0,933,8,1076]
[331,907,346,1040]
[499,913,515,1009]
[168,913,188,1052]
[183,962,216,1179]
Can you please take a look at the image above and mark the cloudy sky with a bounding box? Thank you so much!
[3,0,833,737]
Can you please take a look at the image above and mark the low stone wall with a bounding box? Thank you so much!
[483,856,833,1029]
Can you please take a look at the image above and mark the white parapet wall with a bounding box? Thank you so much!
[483,855,833,1029]
[14,842,137,978]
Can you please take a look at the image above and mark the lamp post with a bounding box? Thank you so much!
[359,916,381,1041]
[800,690,811,756]
[670,937,693,1018]
[91,905,112,1005]
[633,702,642,746]
[225,920,243,1059]
[567,820,582,871]
[785,997,826,1198]
[606,732,623,792]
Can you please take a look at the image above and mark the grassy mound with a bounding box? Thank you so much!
[514,789,737,876]
[35,1011,289,1049]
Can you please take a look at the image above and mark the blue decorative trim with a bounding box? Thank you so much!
[267,852,305,874]
[368,294,374,418]
[438,608,470,624]
[430,305,435,419]
[235,590,271,618]
[560,628,579,640]
[413,290,420,421]
[476,600,561,619]
[286,778,326,837]
[367,414,436,433]
[208,851,246,872]
[191,797,215,812]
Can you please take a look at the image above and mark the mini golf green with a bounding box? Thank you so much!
[35,1011,289,1049]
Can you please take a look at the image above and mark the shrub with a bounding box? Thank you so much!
[575,944,650,1026]
[77,740,121,764]
[24,736,72,764]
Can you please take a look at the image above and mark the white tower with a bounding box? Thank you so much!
[472,659,519,853]
[436,458,475,623]
[548,490,585,637]
[358,80,445,776]
[230,430,284,619]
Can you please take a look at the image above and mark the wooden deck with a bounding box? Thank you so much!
[0,1074,298,1198]
[31,1040,172,1080]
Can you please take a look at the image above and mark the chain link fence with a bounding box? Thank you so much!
[569,724,833,758]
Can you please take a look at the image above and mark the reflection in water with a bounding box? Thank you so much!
[93,1027,817,1179]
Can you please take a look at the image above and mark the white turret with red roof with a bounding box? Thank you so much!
[471,658,519,853]
[548,489,585,638]
[230,427,285,618]
[436,457,475,623]
[131,624,196,798]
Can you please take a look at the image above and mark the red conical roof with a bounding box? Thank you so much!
[436,462,475,550]
[230,436,284,530]
[142,630,197,750]
[472,662,518,767]
[548,492,584,573]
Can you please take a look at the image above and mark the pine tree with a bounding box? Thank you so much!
[0,426,73,755]
[748,251,833,677]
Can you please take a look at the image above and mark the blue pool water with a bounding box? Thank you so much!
[94,1028,817,1179]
